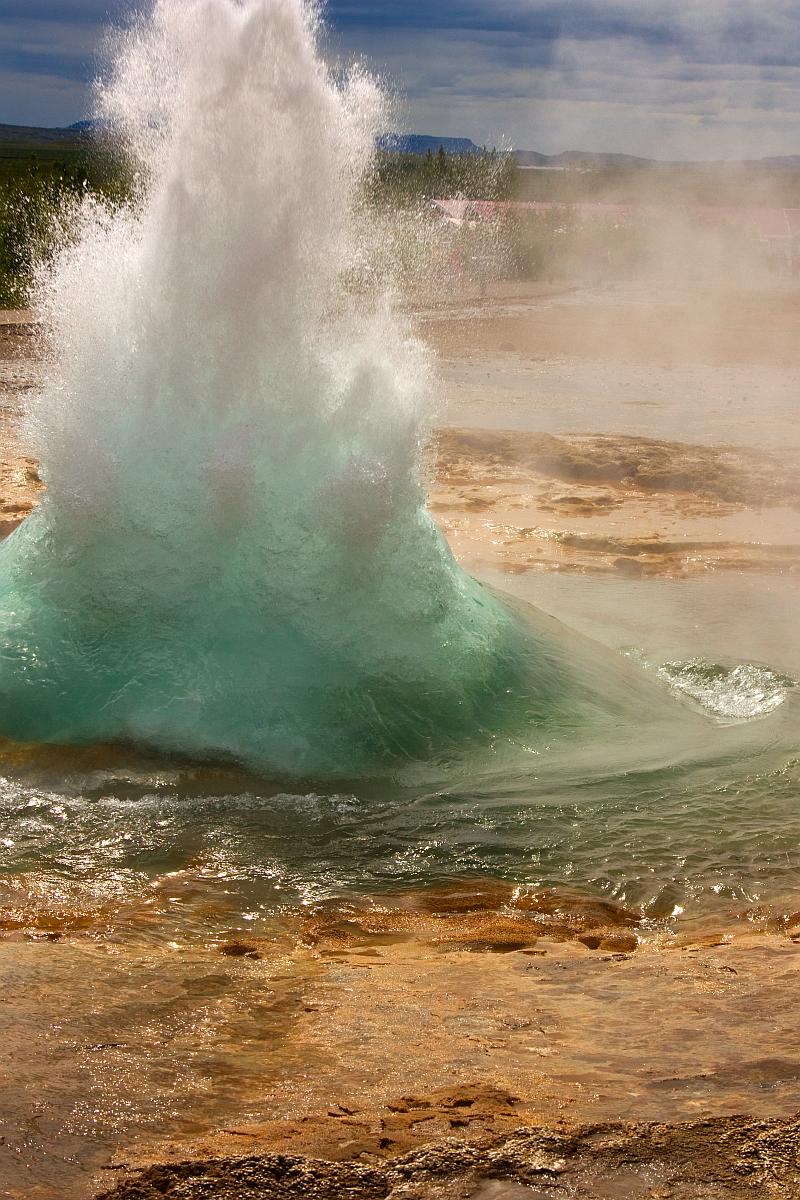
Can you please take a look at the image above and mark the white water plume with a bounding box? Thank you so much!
[0,0,709,780]
[0,0,538,775]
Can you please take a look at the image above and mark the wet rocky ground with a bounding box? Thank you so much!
[86,886,800,1199]
[2,869,800,1198]
[421,283,800,579]
[431,426,800,576]
[96,1110,800,1198]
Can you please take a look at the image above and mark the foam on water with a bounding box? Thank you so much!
[657,660,795,722]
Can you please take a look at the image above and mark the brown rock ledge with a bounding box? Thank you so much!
[430,427,800,577]
[97,1107,800,1198]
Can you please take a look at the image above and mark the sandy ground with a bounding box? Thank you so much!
[1,287,799,1198]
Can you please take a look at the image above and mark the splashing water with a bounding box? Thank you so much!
[0,0,578,777]
[657,660,794,722]
[0,0,760,781]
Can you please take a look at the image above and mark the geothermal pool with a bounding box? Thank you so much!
[1,569,797,937]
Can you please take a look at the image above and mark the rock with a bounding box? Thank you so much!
[578,930,638,952]
[95,1111,800,1198]
[219,941,260,958]
[670,932,731,950]
[598,933,638,953]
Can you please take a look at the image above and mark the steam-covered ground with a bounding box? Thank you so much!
[0,314,42,534]
[1,285,800,1199]
[4,285,800,579]
[421,282,800,578]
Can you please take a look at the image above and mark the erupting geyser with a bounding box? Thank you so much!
[0,0,698,778]
[0,0,540,775]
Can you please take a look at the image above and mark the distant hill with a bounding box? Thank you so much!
[378,134,483,156]
[0,121,91,166]
[511,150,552,167]
[378,140,658,167]
[754,155,800,169]
[516,150,655,169]
[378,135,800,170]
[0,122,87,147]
[2,122,799,172]
[68,119,105,133]
[515,148,800,170]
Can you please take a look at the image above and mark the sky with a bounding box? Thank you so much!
[2,0,800,159]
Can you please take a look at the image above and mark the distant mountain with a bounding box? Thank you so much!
[515,148,800,170]
[753,155,800,169]
[0,122,87,146]
[378,134,484,156]
[514,150,658,169]
[3,122,799,171]
[68,119,106,132]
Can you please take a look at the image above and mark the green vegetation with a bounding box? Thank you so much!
[370,146,800,209]
[2,133,799,308]
[0,135,131,308]
[0,138,86,171]
[368,145,518,206]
